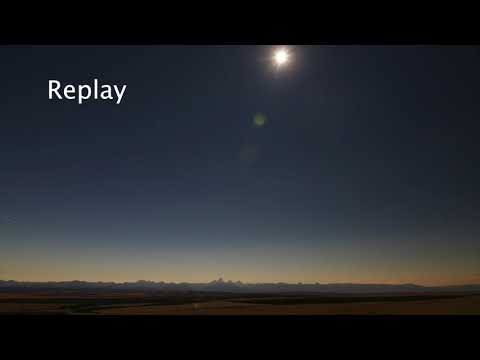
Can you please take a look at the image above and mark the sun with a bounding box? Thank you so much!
[273,47,290,67]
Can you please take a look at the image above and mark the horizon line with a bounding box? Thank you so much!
[1,278,480,287]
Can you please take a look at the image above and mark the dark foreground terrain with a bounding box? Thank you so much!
[1,290,479,315]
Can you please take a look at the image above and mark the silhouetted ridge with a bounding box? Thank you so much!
[1,279,480,294]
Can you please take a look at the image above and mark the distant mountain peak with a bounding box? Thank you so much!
[209,277,225,284]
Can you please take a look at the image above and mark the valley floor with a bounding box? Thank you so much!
[1,291,480,315]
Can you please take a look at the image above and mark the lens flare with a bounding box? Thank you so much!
[273,47,290,67]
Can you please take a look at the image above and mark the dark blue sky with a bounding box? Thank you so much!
[1,46,479,284]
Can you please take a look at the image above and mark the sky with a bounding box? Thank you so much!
[0,45,479,285]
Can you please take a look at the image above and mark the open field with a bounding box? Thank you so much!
[1,290,479,315]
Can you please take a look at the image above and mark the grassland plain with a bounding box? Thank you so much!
[1,291,479,315]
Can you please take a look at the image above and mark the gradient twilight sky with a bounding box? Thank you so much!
[0,45,479,285]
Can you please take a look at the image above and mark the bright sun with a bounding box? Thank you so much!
[273,47,290,67]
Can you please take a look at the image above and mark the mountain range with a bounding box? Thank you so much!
[1,278,480,294]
